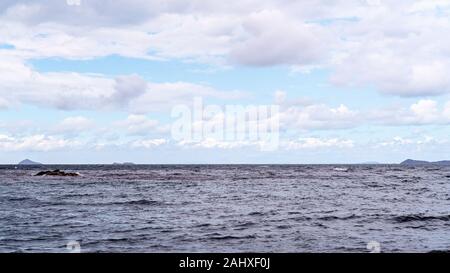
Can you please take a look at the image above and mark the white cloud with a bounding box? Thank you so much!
[0,56,246,112]
[130,138,167,148]
[274,90,287,104]
[0,55,113,110]
[329,2,450,96]
[0,0,199,27]
[1,1,450,97]
[410,99,440,123]
[115,114,160,135]
[177,138,258,149]
[176,137,354,151]
[54,116,95,134]
[4,0,450,167]
[378,136,414,147]
[368,99,450,126]
[0,97,9,110]
[110,75,147,106]
[443,101,450,118]
[282,137,354,149]
[408,0,450,13]
[377,135,444,148]
[280,103,360,130]
[129,82,247,113]
[278,96,450,129]
[229,9,328,66]
[0,134,80,151]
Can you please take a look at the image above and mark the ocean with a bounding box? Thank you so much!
[0,165,449,253]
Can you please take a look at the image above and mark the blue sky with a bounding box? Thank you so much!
[1,0,450,164]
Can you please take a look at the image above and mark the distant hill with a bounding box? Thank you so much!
[18,159,43,165]
[400,159,450,166]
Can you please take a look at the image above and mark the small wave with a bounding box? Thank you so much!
[56,199,164,206]
[276,225,292,229]
[121,199,162,206]
[193,223,212,228]
[3,196,36,202]
[317,214,359,221]
[235,222,256,228]
[59,193,93,198]
[248,211,265,216]
[333,167,350,172]
[105,238,131,242]
[400,179,420,183]
[208,234,256,241]
[393,214,450,223]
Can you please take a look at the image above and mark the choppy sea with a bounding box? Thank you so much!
[0,165,449,253]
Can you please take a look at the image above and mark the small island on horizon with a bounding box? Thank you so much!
[18,159,43,165]
[400,159,450,166]
[14,158,450,165]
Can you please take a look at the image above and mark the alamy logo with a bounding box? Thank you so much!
[171,98,280,151]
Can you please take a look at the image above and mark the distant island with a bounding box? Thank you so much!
[18,159,43,165]
[13,159,450,166]
[400,159,450,166]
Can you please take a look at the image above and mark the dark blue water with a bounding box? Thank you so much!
[0,165,449,253]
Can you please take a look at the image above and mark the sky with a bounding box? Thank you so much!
[1,0,450,164]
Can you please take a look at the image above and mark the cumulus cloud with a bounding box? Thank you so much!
[283,138,354,149]
[0,97,9,110]
[0,55,113,110]
[230,9,327,66]
[130,138,167,148]
[115,114,160,135]
[177,138,259,149]
[329,2,450,96]
[0,56,245,112]
[1,1,450,97]
[176,137,354,150]
[280,103,360,130]
[54,116,95,134]
[377,135,443,148]
[408,0,450,13]
[4,0,450,162]
[276,93,450,129]
[0,134,80,151]
[129,82,247,113]
[368,99,450,126]
[410,100,440,123]
[110,74,147,106]
[0,0,167,27]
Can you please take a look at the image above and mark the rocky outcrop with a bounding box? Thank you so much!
[34,170,80,177]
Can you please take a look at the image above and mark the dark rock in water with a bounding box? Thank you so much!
[18,159,43,165]
[34,170,79,177]
[400,159,450,166]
